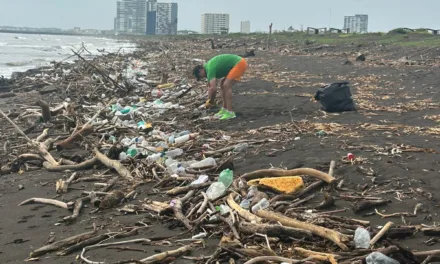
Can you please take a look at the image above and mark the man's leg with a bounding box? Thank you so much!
[222,78,236,112]
[219,78,227,109]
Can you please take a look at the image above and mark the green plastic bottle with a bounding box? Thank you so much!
[218,169,233,188]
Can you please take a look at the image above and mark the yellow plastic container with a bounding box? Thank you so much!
[247,176,305,194]
[157,83,175,89]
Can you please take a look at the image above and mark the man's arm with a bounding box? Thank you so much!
[207,78,217,104]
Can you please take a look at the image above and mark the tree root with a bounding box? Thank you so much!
[56,124,94,150]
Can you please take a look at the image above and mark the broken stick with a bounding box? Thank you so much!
[19,198,72,210]
[94,148,134,181]
[241,168,336,184]
[255,209,349,251]
[56,124,94,150]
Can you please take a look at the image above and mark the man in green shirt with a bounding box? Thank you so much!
[193,54,248,120]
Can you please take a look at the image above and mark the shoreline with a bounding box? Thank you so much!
[1,35,440,263]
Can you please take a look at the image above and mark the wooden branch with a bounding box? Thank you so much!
[227,193,262,223]
[295,247,339,264]
[239,222,313,239]
[370,221,393,247]
[353,199,390,214]
[166,182,211,196]
[140,243,195,263]
[39,142,59,166]
[0,109,33,142]
[19,197,72,210]
[36,128,49,142]
[94,148,134,181]
[57,234,109,256]
[43,157,98,172]
[56,124,94,150]
[197,192,209,215]
[244,256,312,264]
[241,168,336,184]
[255,210,349,251]
[171,199,193,230]
[37,99,51,122]
[30,231,96,257]
[50,102,69,116]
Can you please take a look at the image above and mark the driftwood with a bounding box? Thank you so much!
[370,221,393,247]
[36,128,49,142]
[94,148,134,181]
[56,124,94,150]
[241,168,336,184]
[353,199,390,213]
[227,194,262,223]
[140,243,195,263]
[244,256,312,264]
[37,99,51,122]
[239,222,313,239]
[43,157,98,171]
[30,231,96,257]
[171,198,193,229]
[57,234,109,255]
[166,182,211,196]
[19,197,72,210]
[255,209,350,250]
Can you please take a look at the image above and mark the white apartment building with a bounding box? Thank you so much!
[115,0,147,35]
[201,13,230,34]
[156,3,178,35]
[241,21,250,34]
[344,14,368,33]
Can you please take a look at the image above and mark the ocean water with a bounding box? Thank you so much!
[0,33,136,78]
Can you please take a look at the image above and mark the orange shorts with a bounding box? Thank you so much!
[226,58,248,81]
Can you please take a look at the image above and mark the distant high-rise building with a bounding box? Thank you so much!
[146,0,157,35]
[115,0,147,35]
[201,13,230,35]
[344,14,368,33]
[240,21,250,34]
[156,3,178,35]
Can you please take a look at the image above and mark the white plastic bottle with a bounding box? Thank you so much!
[174,133,199,144]
[147,153,163,162]
[251,198,270,212]
[165,148,183,158]
[190,157,217,169]
[206,182,226,200]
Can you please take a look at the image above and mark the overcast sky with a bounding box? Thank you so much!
[0,0,439,32]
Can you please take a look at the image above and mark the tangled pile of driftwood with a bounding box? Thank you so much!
[0,38,439,264]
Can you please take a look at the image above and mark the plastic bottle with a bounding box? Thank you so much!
[174,133,198,144]
[240,199,250,210]
[219,204,231,215]
[119,152,128,161]
[190,157,217,169]
[246,186,258,199]
[151,89,163,97]
[165,148,183,158]
[366,252,399,264]
[251,198,270,212]
[218,169,234,188]
[354,227,371,249]
[233,143,249,153]
[147,152,163,162]
[126,148,139,157]
[121,138,133,147]
[190,175,209,185]
[206,182,226,200]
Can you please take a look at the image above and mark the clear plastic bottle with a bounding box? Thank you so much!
[251,198,270,212]
[174,133,198,144]
[354,227,371,249]
[119,152,128,161]
[151,89,163,97]
[190,157,217,169]
[240,199,250,210]
[366,252,400,264]
[165,148,183,158]
[190,175,209,185]
[247,186,258,199]
[219,204,231,215]
[218,169,234,188]
[147,153,163,162]
[120,137,133,147]
[206,182,226,200]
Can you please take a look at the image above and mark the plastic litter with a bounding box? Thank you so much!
[165,148,183,158]
[365,252,400,264]
[233,143,249,153]
[190,175,209,185]
[190,157,217,169]
[247,176,305,194]
[218,169,233,188]
[354,227,371,249]
[251,198,270,212]
[206,182,226,200]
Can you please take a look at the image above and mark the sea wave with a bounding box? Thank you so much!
[6,61,32,67]
[0,42,6,46]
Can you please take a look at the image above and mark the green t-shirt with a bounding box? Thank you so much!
[204,54,242,81]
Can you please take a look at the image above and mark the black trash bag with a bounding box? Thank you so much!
[314,81,356,113]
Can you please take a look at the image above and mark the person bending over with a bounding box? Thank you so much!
[193,54,248,120]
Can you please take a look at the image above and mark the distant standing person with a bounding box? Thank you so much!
[193,54,248,120]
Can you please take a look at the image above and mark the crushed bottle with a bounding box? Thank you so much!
[251,198,270,212]
[366,252,400,264]
[190,157,217,169]
[354,227,371,249]
[218,169,233,188]
[206,182,226,201]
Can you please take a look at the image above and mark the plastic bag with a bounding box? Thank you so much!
[314,82,356,113]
